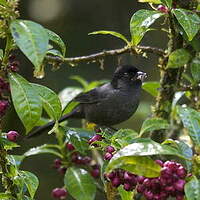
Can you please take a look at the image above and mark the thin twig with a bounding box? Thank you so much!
[177,85,200,91]
[46,45,165,65]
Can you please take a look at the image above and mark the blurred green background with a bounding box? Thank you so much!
[3,0,167,199]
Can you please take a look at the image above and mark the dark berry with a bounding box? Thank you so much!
[104,152,113,160]
[105,146,115,153]
[53,159,62,169]
[136,184,145,193]
[123,182,133,191]
[137,176,145,184]
[111,177,121,188]
[88,134,103,144]
[66,143,75,151]
[91,168,100,178]
[174,179,185,191]
[157,5,169,13]
[107,171,116,180]
[8,54,16,62]
[124,171,137,185]
[176,166,187,178]
[0,100,9,116]
[176,194,184,200]
[51,188,67,199]
[58,167,67,175]
[6,130,19,142]
[144,190,154,199]
[155,159,164,167]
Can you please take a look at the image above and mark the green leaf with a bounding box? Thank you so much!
[70,75,88,89]
[47,49,63,58]
[0,49,3,60]
[24,144,62,158]
[0,137,19,150]
[9,73,42,133]
[178,106,200,147]
[138,0,161,4]
[185,176,200,200]
[118,185,133,200]
[7,155,25,168]
[0,193,13,200]
[142,81,160,97]
[167,48,191,68]
[46,29,66,56]
[64,167,96,200]
[140,117,169,136]
[89,31,129,45]
[130,10,164,45]
[111,129,138,148]
[32,83,62,120]
[191,55,200,82]
[10,20,49,78]
[106,156,161,177]
[160,0,172,8]
[19,171,39,199]
[173,9,200,41]
[66,128,95,139]
[0,0,7,6]
[62,101,79,115]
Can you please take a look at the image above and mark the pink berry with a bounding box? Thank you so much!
[123,182,133,191]
[105,146,115,153]
[6,130,19,142]
[104,152,113,160]
[157,5,169,13]
[107,171,116,180]
[155,160,164,167]
[88,134,103,144]
[51,188,67,199]
[144,190,153,199]
[174,179,185,191]
[137,176,145,184]
[111,177,121,188]
[176,166,187,178]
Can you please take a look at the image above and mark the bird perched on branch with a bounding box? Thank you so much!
[28,65,147,138]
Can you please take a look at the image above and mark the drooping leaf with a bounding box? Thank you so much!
[142,82,160,97]
[140,117,169,136]
[89,31,129,45]
[138,0,161,4]
[173,9,200,41]
[64,167,96,200]
[185,176,200,200]
[178,106,200,147]
[46,29,66,56]
[191,55,200,82]
[130,10,164,45]
[47,49,63,58]
[19,171,39,199]
[10,20,49,78]
[24,144,62,158]
[160,0,172,8]
[118,185,134,200]
[111,129,138,148]
[106,156,161,177]
[32,83,62,120]
[167,48,191,68]
[9,73,42,133]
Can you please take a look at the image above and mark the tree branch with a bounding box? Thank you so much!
[177,85,200,91]
[46,45,165,65]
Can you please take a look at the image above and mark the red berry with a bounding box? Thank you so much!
[51,188,67,199]
[105,146,115,153]
[111,177,121,188]
[6,130,19,142]
[66,143,75,151]
[104,152,113,160]
[90,168,100,178]
[53,159,62,169]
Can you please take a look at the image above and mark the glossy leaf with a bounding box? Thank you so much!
[47,49,63,58]
[19,171,39,199]
[46,29,66,56]
[140,117,169,136]
[118,185,133,200]
[138,0,161,3]
[130,10,163,45]
[167,48,191,68]
[0,49,3,60]
[7,155,25,168]
[9,73,42,133]
[64,167,96,200]
[178,106,200,147]
[32,83,62,120]
[160,0,172,8]
[24,144,62,158]
[173,9,200,41]
[10,20,49,78]
[185,176,200,200]
[0,193,13,200]
[106,156,161,177]
[89,31,129,45]
[66,128,95,139]
[142,82,160,97]
[0,137,19,150]
[111,129,138,148]
[191,56,200,82]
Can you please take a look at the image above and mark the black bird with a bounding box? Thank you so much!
[28,65,146,137]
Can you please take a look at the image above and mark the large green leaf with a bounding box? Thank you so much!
[140,117,169,136]
[191,55,200,82]
[9,73,42,133]
[19,171,39,199]
[167,48,191,68]
[185,176,200,200]
[46,29,66,56]
[160,0,172,8]
[32,83,62,120]
[89,31,129,45]
[173,9,200,41]
[178,106,200,147]
[0,193,13,200]
[24,144,62,158]
[64,167,96,200]
[10,20,49,78]
[118,185,134,200]
[106,156,161,178]
[130,10,163,45]
[142,82,160,97]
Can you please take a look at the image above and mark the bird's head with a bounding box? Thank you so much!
[111,65,147,88]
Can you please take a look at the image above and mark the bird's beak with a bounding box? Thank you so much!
[136,71,147,81]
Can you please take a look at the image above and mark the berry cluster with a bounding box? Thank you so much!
[0,77,9,117]
[104,145,115,160]
[105,160,188,200]
[8,54,19,72]
[51,188,67,199]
